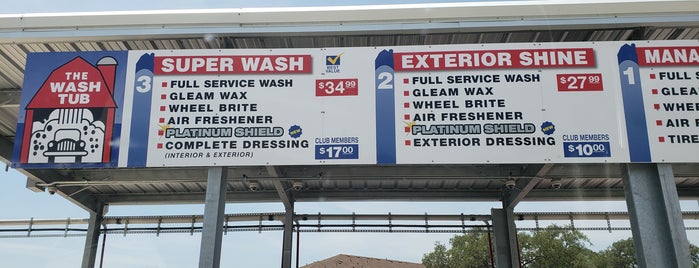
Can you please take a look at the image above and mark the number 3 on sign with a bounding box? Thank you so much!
[135,75,152,93]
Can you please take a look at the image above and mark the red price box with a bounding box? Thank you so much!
[556,73,603,92]
[315,78,359,96]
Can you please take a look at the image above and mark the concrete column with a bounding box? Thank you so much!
[198,167,228,268]
[281,202,294,268]
[491,208,520,268]
[622,163,690,268]
[81,202,105,268]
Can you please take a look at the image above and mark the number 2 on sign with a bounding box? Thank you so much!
[377,72,393,90]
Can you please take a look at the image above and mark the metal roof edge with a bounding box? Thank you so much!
[0,0,697,43]
[0,15,697,44]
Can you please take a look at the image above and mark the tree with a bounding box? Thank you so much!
[422,229,492,268]
[594,238,637,268]
[422,242,449,268]
[518,225,596,268]
[595,237,699,268]
[446,230,492,268]
[424,230,699,268]
[422,225,595,268]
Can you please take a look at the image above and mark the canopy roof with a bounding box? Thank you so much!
[0,0,698,212]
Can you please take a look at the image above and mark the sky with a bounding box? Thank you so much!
[1,0,515,14]
[1,0,699,267]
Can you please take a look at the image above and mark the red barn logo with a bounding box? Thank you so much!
[19,56,118,164]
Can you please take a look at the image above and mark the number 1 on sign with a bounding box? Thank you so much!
[622,66,636,85]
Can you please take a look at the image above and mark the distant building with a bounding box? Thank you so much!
[301,254,426,268]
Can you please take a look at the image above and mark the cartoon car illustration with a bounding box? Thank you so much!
[44,128,88,163]
[19,56,117,165]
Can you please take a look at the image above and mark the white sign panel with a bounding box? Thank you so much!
[118,48,377,167]
[11,41,699,169]
[374,42,631,164]
[617,42,699,162]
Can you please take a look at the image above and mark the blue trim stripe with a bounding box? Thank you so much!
[617,44,651,162]
[127,53,155,167]
[375,49,396,164]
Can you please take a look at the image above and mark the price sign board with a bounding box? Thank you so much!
[374,42,631,164]
[11,41,699,168]
[316,79,359,96]
[563,142,612,158]
[556,73,604,92]
[617,43,699,162]
[119,49,376,167]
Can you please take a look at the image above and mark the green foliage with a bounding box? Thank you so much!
[595,238,699,268]
[422,229,492,268]
[422,225,699,268]
[594,238,637,268]
[422,242,449,268]
[518,225,596,268]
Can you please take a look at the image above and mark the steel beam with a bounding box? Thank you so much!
[24,170,103,213]
[81,202,104,268]
[273,180,293,210]
[267,165,295,268]
[268,166,294,211]
[504,177,540,210]
[0,89,21,107]
[198,167,228,268]
[5,211,699,228]
[0,134,16,165]
[491,208,520,268]
[1,135,103,212]
[622,163,691,268]
[97,188,685,204]
[281,202,294,268]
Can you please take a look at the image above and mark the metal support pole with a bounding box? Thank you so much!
[487,227,495,268]
[198,167,228,268]
[491,208,520,268]
[81,202,105,268]
[281,202,295,268]
[296,223,300,268]
[622,163,690,268]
